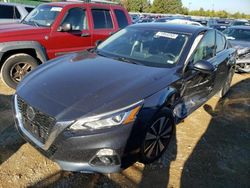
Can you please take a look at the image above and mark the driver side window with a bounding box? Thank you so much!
[61,7,88,31]
[191,30,216,64]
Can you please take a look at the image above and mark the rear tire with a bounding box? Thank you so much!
[140,108,174,164]
[1,53,39,89]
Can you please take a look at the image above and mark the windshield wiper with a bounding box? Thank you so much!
[29,20,39,27]
[114,56,142,65]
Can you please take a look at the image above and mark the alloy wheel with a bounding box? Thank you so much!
[10,62,33,83]
[143,116,173,161]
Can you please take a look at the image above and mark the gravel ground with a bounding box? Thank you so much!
[0,73,249,188]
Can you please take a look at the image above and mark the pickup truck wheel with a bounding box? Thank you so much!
[140,109,174,164]
[1,54,39,89]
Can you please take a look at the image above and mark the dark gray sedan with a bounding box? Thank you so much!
[13,23,236,173]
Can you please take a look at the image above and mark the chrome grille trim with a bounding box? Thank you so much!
[14,94,73,151]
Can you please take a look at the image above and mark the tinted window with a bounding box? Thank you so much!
[14,7,21,19]
[216,32,226,53]
[0,5,14,19]
[114,9,128,29]
[92,9,113,29]
[25,7,34,13]
[61,8,87,30]
[0,5,21,19]
[192,30,216,63]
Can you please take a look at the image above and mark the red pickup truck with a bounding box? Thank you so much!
[0,1,131,89]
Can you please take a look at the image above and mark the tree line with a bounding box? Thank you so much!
[118,0,250,19]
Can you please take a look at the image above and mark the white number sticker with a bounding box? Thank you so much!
[154,32,178,39]
[51,7,62,12]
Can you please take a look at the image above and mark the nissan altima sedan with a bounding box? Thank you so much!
[13,23,236,173]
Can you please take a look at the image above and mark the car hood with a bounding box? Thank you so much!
[229,40,250,55]
[0,22,49,40]
[17,51,179,121]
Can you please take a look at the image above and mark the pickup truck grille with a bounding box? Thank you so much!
[17,96,56,144]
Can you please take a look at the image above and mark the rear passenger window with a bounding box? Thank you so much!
[92,9,113,29]
[216,33,226,53]
[114,9,128,29]
[0,5,21,19]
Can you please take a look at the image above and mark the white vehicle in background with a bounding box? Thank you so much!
[167,19,203,26]
[0,2,34,24]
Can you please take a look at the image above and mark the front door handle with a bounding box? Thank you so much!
[81,33,90,37]
[109,31,116,35]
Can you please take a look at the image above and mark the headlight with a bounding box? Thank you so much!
[70,101,143,130]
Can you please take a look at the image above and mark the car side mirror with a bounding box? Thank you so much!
[192,60,215,74]
[58,23,72,32]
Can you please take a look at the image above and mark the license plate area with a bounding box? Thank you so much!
[23,118,47,144]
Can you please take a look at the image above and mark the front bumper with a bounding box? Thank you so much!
[13,95,137,173]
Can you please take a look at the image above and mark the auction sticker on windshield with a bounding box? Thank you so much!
[154,32,178,39]
[51,7,62,12]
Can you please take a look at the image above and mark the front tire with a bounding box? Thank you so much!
[1,53,39,89]
[140,109,174,164]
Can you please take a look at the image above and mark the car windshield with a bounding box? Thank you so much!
[97,27,189,67]
[223,28,250,41]
[22,4,62,27]
[232,21,250,26]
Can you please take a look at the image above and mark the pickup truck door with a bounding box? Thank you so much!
[48,6,92,59]
[89,7,117,45]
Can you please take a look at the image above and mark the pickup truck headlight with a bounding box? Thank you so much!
[70,101,143,130]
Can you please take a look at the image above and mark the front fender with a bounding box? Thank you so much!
[0,41,48,63]
[138,87,178,128]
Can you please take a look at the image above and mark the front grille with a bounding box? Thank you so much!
[17,96,56,144]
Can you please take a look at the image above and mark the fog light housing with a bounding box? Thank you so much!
[90,149,120,166]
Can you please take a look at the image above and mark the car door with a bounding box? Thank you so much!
[49,6,92,58]
[90,7,117,45]
[178,30,217,118]
[212,31,229,92]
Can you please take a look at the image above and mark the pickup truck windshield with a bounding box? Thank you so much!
[22,4,62,27]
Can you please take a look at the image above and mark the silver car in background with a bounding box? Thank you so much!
[0,2,34,23]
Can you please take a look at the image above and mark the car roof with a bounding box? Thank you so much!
[0,2,34,7]
[228,26,250,30]
[42,1,122,8]
[129,23,208,35]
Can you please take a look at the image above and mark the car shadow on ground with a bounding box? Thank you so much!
[138,130,177,188]
[0,94,25,165]
[180,78,250,187]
